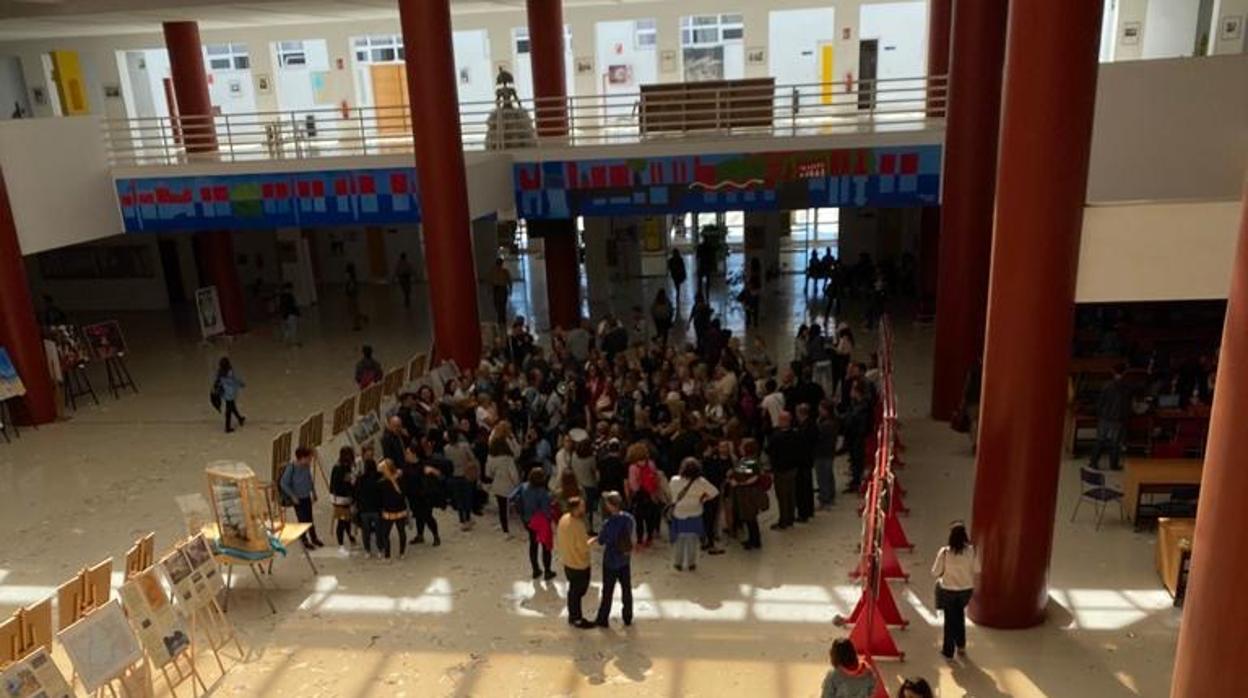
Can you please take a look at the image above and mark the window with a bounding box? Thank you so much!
[352,35,404,64]
[635,19,657,49]
[205,43,249,71]
[680,14,744,47]
[513,26,573,55]
[276,40,307,67]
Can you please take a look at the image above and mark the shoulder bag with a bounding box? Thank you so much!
[663,478,698,522]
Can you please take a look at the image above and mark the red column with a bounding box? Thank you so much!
[925,0,951,116]
[162,21,216,153]
[968,0,1103,629]
[0,171,56,425]
[1170,189,1248,696]
[398,0,482,368]
[526,0,580,329]
[928,0,1009,419]
[163,21,246,334]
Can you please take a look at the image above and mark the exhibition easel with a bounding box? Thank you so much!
[189,598,245,675]
[64,363,98,411]
[153,642,206,698]
[0,398,17,442]
[56,558,113,630]
[0,598,53,667]
[95,658,153,698]
[104,355,139,399]
[124,534,156,580]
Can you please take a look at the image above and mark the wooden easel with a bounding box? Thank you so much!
[0,597,52,668]
[56,558,113,631]
[358,382,383,417]
[270,431,293,486]
[64,363,98,411]
[408,353,428,384]
[152,640,206,697]
[297,412,324,449]
[381,366,408,398]
[104,355,139,398]
[331,395,356,436]
[189,597,245,675]
[124,534,155,581]
[95,658,153,698]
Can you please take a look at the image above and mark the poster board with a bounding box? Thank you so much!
[0,647,73,698]
[270,431,293,484]
[0,347,25,401]
[297,413,324,450]
[168,535,225,613]
[408,353,427,382]
[118,568,189,668]
[357,382,383,418]
[47,325,89,372]
[57,600,143,693]
[331,395,356,436]
[381,367,407,397]
[82,321,127,360]
[124,533,156,580]
[195,287,225,339]
[205,462,270,553]
[347,412,382,452]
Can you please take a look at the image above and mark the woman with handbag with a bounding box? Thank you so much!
[667,458,719,571]
[931,522,979,660]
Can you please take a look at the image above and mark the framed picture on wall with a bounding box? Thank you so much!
[575,57,594,75]
[659,50,677,74]
[746,47,766,66]
[255,73,272,95]
[1220,15,1243,41]
[1122,21,1141,45]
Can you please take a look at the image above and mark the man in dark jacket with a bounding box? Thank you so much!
[1089,364,1131,471]
[838,381,871,493]
[766,411,803,529]
[381,416,407,469]
[793,403,818,522]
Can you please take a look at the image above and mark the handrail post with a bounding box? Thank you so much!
[291,112,302,160]
[222,114,234,163]
[159,117,170,166]
[358,108,368,156]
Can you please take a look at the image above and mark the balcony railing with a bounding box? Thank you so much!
[103,75,946,167]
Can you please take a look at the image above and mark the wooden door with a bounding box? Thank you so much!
[370,64,410,136]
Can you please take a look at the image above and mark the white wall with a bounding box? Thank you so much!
[1212,0,1248,54]
[1076,201,1242,302]
[1087,54,1248,204]
[769,7,837,87]
[859,1,928,84]
[595,20,658,97]
[0,56,30,118]
[453,30,494,106]
[1142,0,1201,58]
[0,116,121,255]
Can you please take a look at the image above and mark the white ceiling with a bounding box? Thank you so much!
[0,0,627,42]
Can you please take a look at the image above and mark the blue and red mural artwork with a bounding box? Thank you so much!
[117,144,941,233]
[514,145,941,219]
[117,168,423,233]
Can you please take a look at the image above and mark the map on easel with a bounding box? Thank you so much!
[331,395,356,436]
[118,568,189,668]
[347,412,382,451]
[56,600,143,693]
[1,646,73,698]
[0,347,25,401]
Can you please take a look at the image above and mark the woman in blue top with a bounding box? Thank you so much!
[215,357,246,433]
[515,467,556,580]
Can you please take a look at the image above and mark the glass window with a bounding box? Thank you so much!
[636,18,657,48]
[232,55,250,70]
[693,28,717,44]
[694,15,718,26]
[722,27,744,41]
[208,58,231,70]
[721,14,743,25]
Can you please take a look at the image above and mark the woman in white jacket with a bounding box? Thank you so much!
[485,421,522,535]
[931,522,979,660]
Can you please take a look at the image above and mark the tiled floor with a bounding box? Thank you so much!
[0,253,1178,697]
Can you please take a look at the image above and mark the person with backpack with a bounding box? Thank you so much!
[212,357,246,433]
[667,458,719,572]
[329,446,359,554]
[280,446,324,548]
[592,491,635,628]
[625,442,663,548]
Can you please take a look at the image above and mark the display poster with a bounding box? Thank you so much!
[348,412,382,450]
[82,321,127,359]
[168,535,224,613]
[1,647,73,698]
[195,286,225,339]
[118,568,189,667]
[0,347,25,401]
[47,325,89,372]
[56,600,143,693]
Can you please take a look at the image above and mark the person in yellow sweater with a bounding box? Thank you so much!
[556,497,595,629]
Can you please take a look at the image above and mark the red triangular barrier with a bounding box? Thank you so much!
[880,538,909,580]
[885,507,914,551]
[846,579,908,628]
[848,594,905,660]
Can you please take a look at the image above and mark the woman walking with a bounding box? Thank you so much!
[517,467,557,580]
[667,458,719,572]
[931,522,979,660]
[651,290,675,346]
[485,422,521,535]
[330,446,359,554]
[378,459,410,560]
[213,357,246,433]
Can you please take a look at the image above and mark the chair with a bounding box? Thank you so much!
[1070,467,1125,530]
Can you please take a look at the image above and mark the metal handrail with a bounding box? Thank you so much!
[102,74,948,167]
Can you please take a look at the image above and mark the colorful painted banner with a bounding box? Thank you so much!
[514,145,941,218]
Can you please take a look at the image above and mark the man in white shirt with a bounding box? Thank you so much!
[760,378,786,429]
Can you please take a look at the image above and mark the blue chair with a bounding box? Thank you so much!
[1071,467,1125,530]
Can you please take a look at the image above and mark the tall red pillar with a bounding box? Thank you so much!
[924,0,951,116]
[928,0,1009,419]
[398,0,482,368]
[968,0,1103,629]
[0,172,56,425]
[163,21,246,334]
[526,0,581,330]
[1170,188,1248,696]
